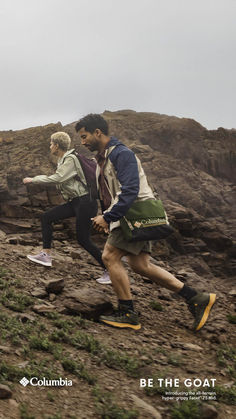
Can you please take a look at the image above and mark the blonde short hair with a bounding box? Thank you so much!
[51,132,71,151]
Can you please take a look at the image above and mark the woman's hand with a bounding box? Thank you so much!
[23,177,33,184]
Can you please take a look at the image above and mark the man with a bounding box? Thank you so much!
[75,114,216,331]
[23,131,111,284]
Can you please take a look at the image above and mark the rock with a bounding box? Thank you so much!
[0,346,12,354]
[78,270,91,279]
[32,303,56,314]
[223,381,235,389]
[201,252,211,261]
[15,349,23,356]
[13,313,36,323]
[229,289,236,296]
[130,394,162,419]
[6,236,19,244]
[140,355,150,362]
[31,288,48,298]
[64,287,112,320]
[158,289,173,301]
[70,250,82,260]
[132,143,154,153]
[185,367,200,374]
[19,236,38,246]
[17,361,30,369]
[179,343,203,351]
[52,254,74,264]
[0,218,33,232]
[8,399,19,408]
[61,389,69,396]
[176,269,189,277]
[0,230,6,240]
[41,278,65,294]
[203,232,232,252]
[181,238,201,253]
[130,285,141,295]
[129,143,153,154]
[57,306,69,314]
[105,385,115,391]
[226,259,236,276]
[201,404,218,418]
[0,384,12,399]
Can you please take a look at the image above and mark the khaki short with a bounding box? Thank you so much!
[107,227,152,256]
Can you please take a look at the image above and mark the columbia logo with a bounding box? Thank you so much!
[20,377,29,387]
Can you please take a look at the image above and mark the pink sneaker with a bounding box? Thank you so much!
[96,270,111,285]
[27,251,52,267]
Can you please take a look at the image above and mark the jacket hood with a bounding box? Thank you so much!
[106,137,123,148]
[105,137,124,157]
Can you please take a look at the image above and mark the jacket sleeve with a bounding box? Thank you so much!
[31,157,78,185]
[103,148,139,223]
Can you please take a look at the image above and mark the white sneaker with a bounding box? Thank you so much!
[27,251,52,267]
[96,270,112,285]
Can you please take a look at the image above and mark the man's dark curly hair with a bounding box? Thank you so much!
[75,114,109,135]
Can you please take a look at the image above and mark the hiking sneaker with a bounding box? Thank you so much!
[96,270,112,285]
[188,292,216,331]
[27,251,52,267]
[100,308,141,330]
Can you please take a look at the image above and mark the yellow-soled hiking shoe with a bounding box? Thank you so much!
[99,309,141,330]
[188,292,216,331]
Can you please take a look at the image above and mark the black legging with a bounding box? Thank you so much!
[41,194,105,269]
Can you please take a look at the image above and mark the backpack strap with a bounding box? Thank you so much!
[71,150,97,201]
[64,152,88,189]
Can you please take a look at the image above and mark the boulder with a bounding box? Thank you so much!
[41,278,65,294]
[130,394,162,419]
[63,287,112,320]
[201,404,218,418]
[32,302,56,314]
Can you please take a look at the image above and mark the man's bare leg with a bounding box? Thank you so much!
[127,252,183,292]
[126,252,216,331]
[101,247,216,332]
[100,242,141,330]
[102,242,131,299]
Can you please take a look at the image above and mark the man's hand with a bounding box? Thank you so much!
[91,215,109,234]
[23,177,33,184]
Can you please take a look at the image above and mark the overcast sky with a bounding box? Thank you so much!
[0,0,235,131]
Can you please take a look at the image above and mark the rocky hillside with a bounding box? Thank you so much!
[0,110,235,418]
[0,110,235,278]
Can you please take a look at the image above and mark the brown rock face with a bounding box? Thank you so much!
[0,122,63,222]
[0,110,235,279]
[105,110,236,182]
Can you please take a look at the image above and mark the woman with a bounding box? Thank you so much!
[23,131,111,284]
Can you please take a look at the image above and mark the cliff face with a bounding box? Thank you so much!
[105,110,236,182]
[0,110,235,278]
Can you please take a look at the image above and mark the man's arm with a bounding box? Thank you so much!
[103,148,139,224]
